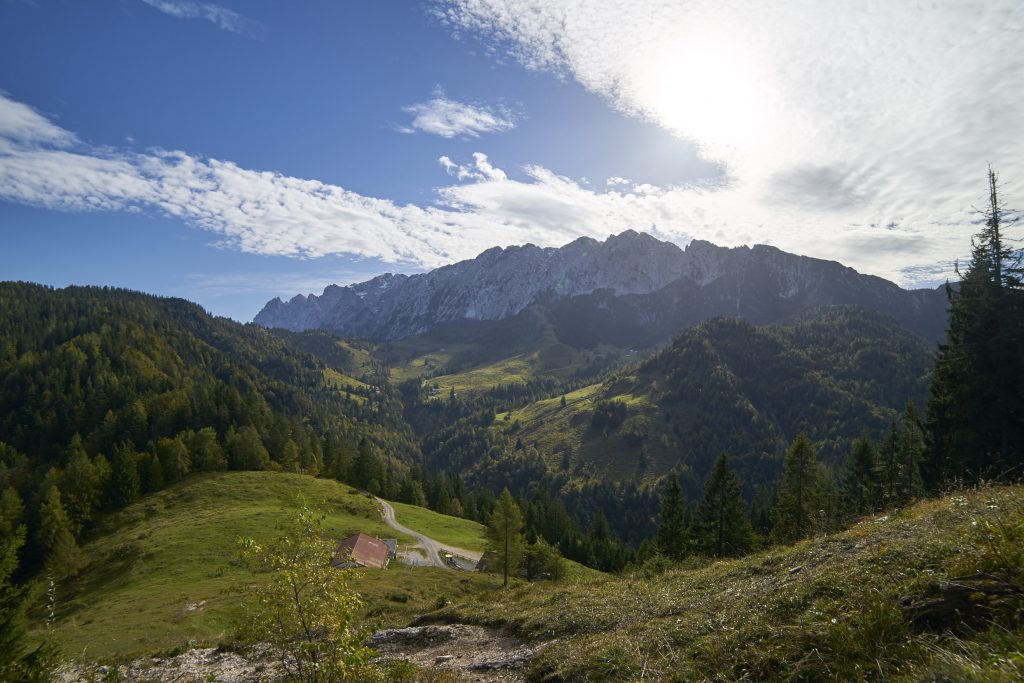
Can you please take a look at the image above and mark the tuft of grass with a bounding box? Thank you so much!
[949,492,1024,585]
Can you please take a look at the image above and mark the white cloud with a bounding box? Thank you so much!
[140,0,265,38]
[440,152,508,182]
[434,0,1024,282]
[0,92,1004,289]
[0,95,76,147]
[402,93,515,138]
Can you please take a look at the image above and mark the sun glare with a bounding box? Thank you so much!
[629,32,765,164]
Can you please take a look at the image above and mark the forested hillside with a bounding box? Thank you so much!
[0,283,418,573]
[417,308,930,522]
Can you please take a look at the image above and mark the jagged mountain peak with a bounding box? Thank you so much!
[254,231,947,343]
[254,231,688,339]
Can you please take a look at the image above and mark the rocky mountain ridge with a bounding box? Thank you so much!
[255,230,948,342]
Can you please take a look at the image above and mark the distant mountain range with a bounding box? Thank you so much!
[255,230,949,344]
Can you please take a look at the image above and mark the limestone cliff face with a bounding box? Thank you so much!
[256,230,692,339]
[254,231,947,342]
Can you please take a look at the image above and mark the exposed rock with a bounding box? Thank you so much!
[369,625,460,648]
[55,646,281,683]
[254,230,948,343]
[370,623,547,681]
[899,572,1023,630]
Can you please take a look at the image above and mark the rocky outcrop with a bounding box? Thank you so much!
[369,624,545,679]
[255,231,949,343]
[55,646,281,683]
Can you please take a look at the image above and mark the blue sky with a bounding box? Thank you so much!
[1,1,1021,321]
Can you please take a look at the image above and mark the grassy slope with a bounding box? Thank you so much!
[491,381,662,480]
[323,367,369,398]
[386,500,606,582]
[380,307,631,397]
[33,472,501,660]
[389,500,487,552]
[434,485,1024,682]
[398,344,629,399]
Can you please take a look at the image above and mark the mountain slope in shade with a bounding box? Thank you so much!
[0,282,419,469]
[255,231,948,343]
[466,307,934,500]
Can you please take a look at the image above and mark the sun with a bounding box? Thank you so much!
[627,30,766,164]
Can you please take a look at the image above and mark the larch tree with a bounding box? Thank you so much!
[487,488,525,587]
[37,485,81,576]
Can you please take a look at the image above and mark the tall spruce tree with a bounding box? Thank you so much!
[655,473,688,559]
[106,441,140,508]
[1,527,57,681]
[771,433,822,544]
[60,437,105,535]
[696,453,752,557]
[898,401,925,502]
[878,418,902,505]
[926,168,1024,484]
[842,433,879,516]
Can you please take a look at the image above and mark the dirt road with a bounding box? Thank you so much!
[376,498,483,570]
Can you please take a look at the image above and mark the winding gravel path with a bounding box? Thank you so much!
[376,498,483,570]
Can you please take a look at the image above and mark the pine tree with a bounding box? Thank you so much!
[841,433,879,516]
[487,489,525,587]
[898,401,924,502]
[655,473,687,559]
[771,433,821,544]
[279,439,301,473]
[1,527,57,681]
[227,426,269,471]
[138,452,164,494]
[0,488,24,542]
[154,436,190,483]
[696,453,752,557]
[351,438,383,490]
[187,427,226,471]
[878,418,902,505]
[107,441,140,507]
[0,527,29,678]
[61,435,103,534]
[926,168,1024,484]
